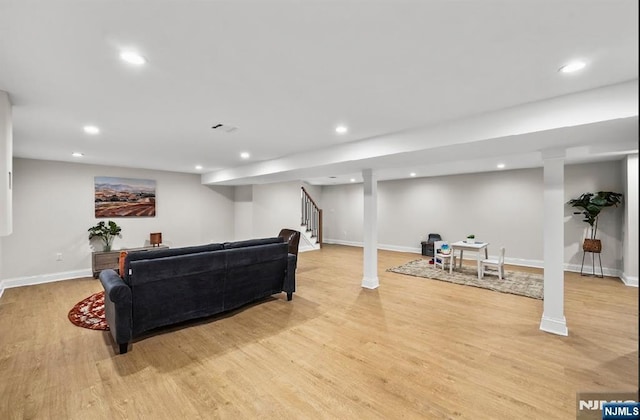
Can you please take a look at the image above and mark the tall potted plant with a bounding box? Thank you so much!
[88,220,122,252]
[567,191,623,252]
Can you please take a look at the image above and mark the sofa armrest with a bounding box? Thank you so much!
[99,269,133,352]
[284,253,297,300]
[100,269,132,304]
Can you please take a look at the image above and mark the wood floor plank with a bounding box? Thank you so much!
[0,244,637,419]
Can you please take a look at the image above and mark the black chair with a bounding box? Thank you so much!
[420,233,442,257]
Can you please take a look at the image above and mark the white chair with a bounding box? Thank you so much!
[433,241,456,271]
[481,247,505,280]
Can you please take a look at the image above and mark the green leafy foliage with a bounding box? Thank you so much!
[567,191,623,227]
[88,220,122,251]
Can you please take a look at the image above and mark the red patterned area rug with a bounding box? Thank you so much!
[68,291,109,330]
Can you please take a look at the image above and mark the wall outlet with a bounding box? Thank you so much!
[56,252,62,261]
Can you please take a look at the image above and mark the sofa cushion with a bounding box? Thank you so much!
[223,237,283,250]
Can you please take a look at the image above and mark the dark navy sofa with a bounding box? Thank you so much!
[99,235,297,354]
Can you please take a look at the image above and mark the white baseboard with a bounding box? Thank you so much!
[327,239,422,254]
[361,276,380,289]
[539,315,569,336]
[324,239,363,248]
[0,244,634,298]
[377,243,421,254]
[621,273,639,287]
[563,263,622,279]
[0,269,93,296]
[323,238,630,284]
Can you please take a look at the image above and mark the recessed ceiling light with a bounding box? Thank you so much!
[120,51,146,66]
[558,61,586,73]
[240,152,250,159]
[195,165,203,170]
[83,125,100,135]
[497,163,506,169]
[350,178,356,182]
[72,152,83,157]
[410,172,416,177]
[335,125,348,134]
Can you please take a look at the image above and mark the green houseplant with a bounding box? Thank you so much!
[466,234,475,243]
[567,191,623,252]
[88,220,122,252]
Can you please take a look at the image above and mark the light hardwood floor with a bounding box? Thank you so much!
[0,244,637,419]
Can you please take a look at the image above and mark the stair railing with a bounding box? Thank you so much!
[301,187,322,248]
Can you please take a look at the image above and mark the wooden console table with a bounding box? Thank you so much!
[92,245,168,278]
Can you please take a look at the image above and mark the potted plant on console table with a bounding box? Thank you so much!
[88,220,122,252]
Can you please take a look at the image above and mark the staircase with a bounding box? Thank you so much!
[298,227,321,252]
[300,187,322,252]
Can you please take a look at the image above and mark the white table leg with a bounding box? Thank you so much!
[476,252,482,279]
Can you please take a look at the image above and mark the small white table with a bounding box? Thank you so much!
[450,241,489,279]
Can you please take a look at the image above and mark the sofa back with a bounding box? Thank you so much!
[129,249,227,335]
[126,241,289,336]
[222,236,284,249]
[122,243,224,285]
[224,242,288,309]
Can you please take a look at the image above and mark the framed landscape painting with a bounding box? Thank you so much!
[94,177,156,217]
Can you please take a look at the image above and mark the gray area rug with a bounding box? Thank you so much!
[387,259,543,299]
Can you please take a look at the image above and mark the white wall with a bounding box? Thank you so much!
[1,169,321,291]
[251,181,302,238]
[322,183,364,244]
[0,91,12,237]
[321,161,626,273]
[231,180,322,248]
[0,158,234,283]
[302,182,322,208]
[622,154,639,285]
[564,161,624,272]
[234,185,253,240]
[0,157,629,292]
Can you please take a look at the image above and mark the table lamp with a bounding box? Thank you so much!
[150,232,162,247]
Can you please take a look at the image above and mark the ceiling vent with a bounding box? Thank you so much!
[211,123,238,133]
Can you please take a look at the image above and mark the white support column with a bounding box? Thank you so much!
[539,150,568,336]
[362,168,379,289]
[0,91,12,237]
[622,154,638,287]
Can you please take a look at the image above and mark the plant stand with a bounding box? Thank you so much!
[580,250,603,278]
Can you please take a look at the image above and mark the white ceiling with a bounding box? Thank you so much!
[0,1,638,186]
